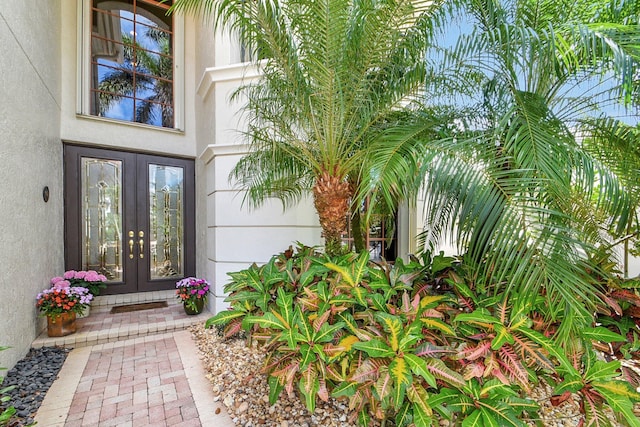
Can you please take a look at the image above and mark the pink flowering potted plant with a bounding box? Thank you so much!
[49,270,107,317]
[175,277,210,315]
[36,281,93,337]
[50,270,108,296]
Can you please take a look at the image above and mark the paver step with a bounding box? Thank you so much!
[32,290,212,349]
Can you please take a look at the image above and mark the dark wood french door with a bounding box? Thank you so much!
[64,145,195,294]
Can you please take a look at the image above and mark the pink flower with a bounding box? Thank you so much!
[50,276,64,285]
[52,280,71,289]
[85,271,100,282]
[175,277,210,305]
[75,271,87,279]
[98,274,107,281]
[63,270,76,279]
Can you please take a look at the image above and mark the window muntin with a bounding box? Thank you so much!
[90,0,174,128]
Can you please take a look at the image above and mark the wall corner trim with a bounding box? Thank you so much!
[199,143,250,164]
[196,61,263,100]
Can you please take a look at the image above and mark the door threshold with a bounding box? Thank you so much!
[92,290,176,309]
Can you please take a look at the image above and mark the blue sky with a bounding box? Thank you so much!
[428,12,639,128]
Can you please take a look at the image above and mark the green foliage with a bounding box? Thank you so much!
[207,246,640,426]
[170,0,449,256]
[0,347,16,426]
[430,379,538,427]
[171,0,640,422]
[453,301,557,391]
[206,243,325,337]
[554,348,640,427]
[365,0,640,348]
[591,276,640,387]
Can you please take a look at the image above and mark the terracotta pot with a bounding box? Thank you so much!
[183,298,205,315]
[47,312,77,337]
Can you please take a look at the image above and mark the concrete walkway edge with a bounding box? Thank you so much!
[34,346,93,426]
[174,330,234,427]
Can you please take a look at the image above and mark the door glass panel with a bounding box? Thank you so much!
[81,158,123,281]
[149,164,184,279]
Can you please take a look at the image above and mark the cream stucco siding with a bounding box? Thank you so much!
[0,0,63,370]
[59,0,199,158]
[195,47,323,312]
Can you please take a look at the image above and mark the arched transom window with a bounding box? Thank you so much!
[90,0,174,128]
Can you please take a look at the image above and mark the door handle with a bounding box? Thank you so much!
[128,231,135,259]
[138,231,144,259]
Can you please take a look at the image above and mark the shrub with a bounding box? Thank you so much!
[208,245,640,426]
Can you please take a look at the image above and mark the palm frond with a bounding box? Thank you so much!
[172,0,451,245]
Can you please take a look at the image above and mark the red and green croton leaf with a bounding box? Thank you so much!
[298,364,320,412]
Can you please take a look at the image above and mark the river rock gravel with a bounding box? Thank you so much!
[189,324,638,427]
[0,346,70,426]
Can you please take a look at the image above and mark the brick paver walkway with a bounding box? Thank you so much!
[64,336,200,426]
[34,331,233,427]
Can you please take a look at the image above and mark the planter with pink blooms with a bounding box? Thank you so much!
[49,270,107,318]
[175,277,210,315]
[36,283,93,337]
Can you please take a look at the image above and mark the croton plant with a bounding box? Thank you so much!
[208,244,640,426]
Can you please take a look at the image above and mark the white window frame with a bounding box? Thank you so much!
[76,0,185,131]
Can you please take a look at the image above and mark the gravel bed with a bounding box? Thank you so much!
[0,346,70,426]
[190,325,367,427]
[189,324,635,427]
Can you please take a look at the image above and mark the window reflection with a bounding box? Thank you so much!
[90,0,174,128]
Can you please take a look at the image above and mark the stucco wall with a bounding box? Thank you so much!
[59,0,199,158]
[195,36,323,313]
[0,1,63,370]
[193,20,217,285]
[203,146,322,313]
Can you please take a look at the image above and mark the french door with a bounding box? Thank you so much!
[64,145,195,294]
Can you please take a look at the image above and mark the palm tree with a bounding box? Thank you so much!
[98,27,174,127]
[365,0,639,343]
[170,0,447,256]
[170,0,639,342]
[582,119,640,276]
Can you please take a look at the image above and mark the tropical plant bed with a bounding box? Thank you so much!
[189,324,636,426]
[201,245,640,426]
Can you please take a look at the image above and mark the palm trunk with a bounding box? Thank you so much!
[348,177,366,253]
[313,171,351,257]
[350,206,366,253]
